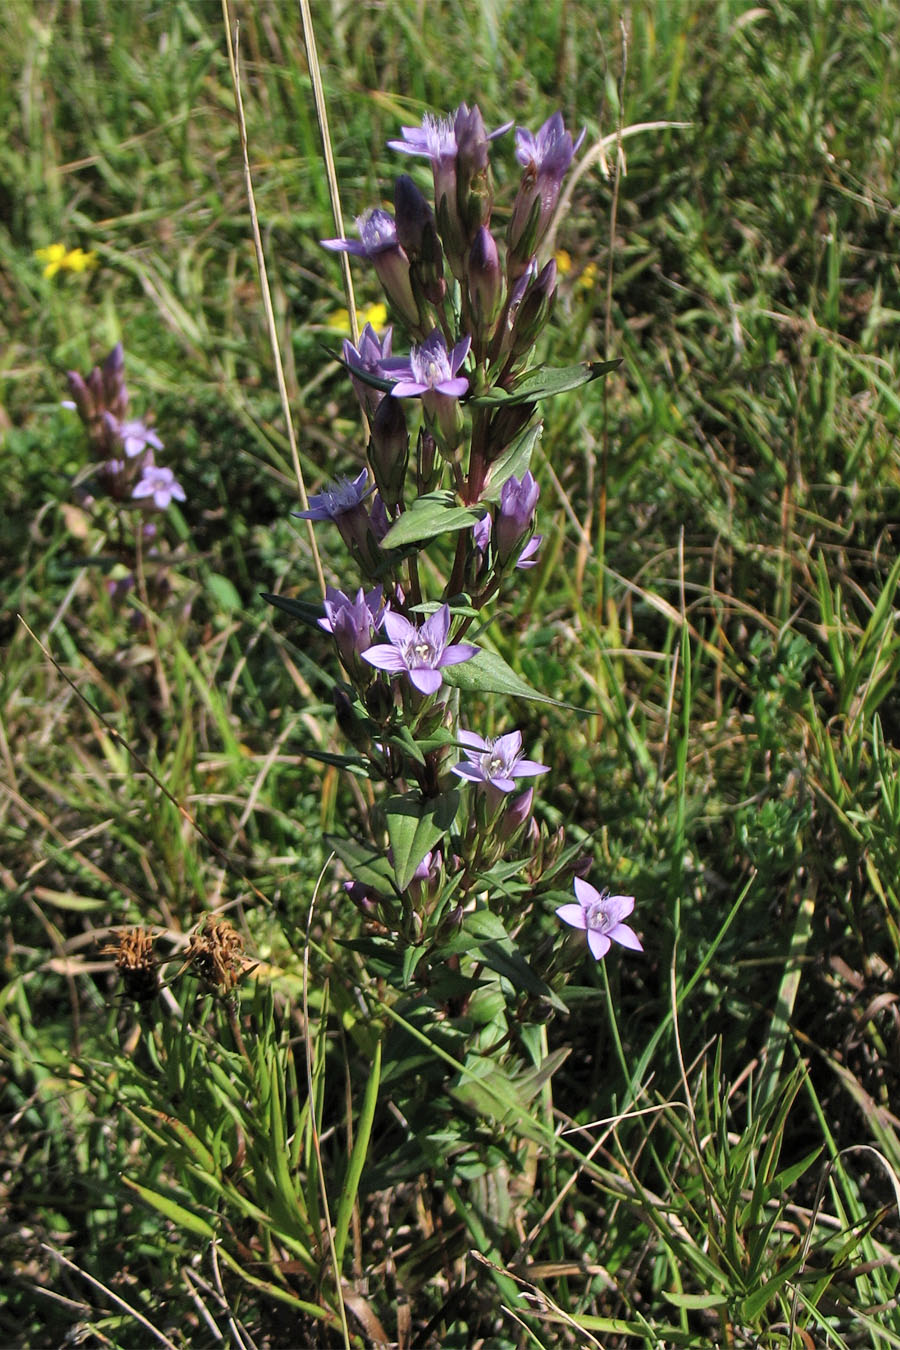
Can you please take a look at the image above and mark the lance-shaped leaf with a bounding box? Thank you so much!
[385,788,460,891]
[261,592,324,627]
[481,421,543,503]
[470,358,622,407]
[441,646,566,707]
[326,835,397,894]
[381,491,486,548]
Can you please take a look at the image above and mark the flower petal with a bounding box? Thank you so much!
[555,903,587,930]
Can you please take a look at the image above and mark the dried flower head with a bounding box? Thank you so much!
[185,917,246,992]
[101,927,160,1004]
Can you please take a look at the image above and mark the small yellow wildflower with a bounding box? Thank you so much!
[554,249,573,277]
[327,301,389,334]
[576,262,598,293]
[35,243,98,278]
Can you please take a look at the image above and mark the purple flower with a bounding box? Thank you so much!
[497,470,540,564]
[388,104,511,164]
[555,879,643,961]
[515,111,586,179]
[321,209,400,258]
[472,512,492,553]
[388,330,471,400]
[516,534,542,569]
[362,603,477,696]
[132,465,186,511]
[322,212,419,330]
[508,112,585,268]
[343,323,393,415]
[107,415,163,458]
[319,585,388,668]
[294,469,371,521]
[451,729,548,793]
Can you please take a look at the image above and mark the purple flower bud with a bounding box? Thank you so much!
[516,534,542,570]
[508,259,557,359]
[497,786,534,844]
[467,227,503,329]
[369,394,409,509]
[496,471,540,565]
[319,585,388,673]
[472,512,492,554]
[393,174,434,259]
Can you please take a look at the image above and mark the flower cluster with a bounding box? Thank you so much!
[277,106,639,970]
[64,343,185,512]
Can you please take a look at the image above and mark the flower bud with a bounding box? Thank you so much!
[509,259,557,360]
[497,787,534,844]
[369,395,409,509]
[454,104,493,243]
[496,471,540,565]
[467,227,503,330]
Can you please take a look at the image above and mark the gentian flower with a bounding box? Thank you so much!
[132,465,186,511]
[342,322,393,415]
[508,112,585,270]
[556,879,643,961]
[104,413,163,458]
[451,729,548,793]
[293,469,371,521]
[362,603,477,696]
[472,512,491,554]
[388,330,471,400]
[496,470,540,564]
[319,585,388,670]
[322,210,419,329]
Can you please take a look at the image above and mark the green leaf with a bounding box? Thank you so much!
[385,789,460,891]
[123,1177,216,1239]
[664,1291,728,1310]
[261,592,323,627]
[208,572,242,612]
[441,647,567,707]
[471,359,622,407]
[478,940,569,1013]
[381,492,485,548]
[326,835,396,894]
[480,421,543,503]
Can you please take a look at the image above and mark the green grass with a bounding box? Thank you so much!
[2,0,900,1346]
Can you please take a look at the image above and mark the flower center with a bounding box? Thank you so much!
[584,900,612,934]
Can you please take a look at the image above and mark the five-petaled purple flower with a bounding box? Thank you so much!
[132,465,186,511]
[387,330,471,400]
[362,603,477,696]
[556,879,643,961]
[294,469,371,521]
[110,416,164,458]
[451,729,549,793]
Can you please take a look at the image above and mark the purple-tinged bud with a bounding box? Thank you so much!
[369,396,409,509]
[496,471,540,565]
[364,678,395,725]
[487,401,536,461]
[394,174,434,259]
[65,370,94,423]
[370,490,391,542]
[344,880,379,917]
[417,427,440,494]
[101,342,129,421]
[467,227,503,329]
[320,584,387,676]
[509,259,557,359]
[496,787,534,844]
[333,686,371,747]
[395,174,447,307]
[454,103,492,242]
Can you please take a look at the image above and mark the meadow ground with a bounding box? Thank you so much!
[2,1,900,1346]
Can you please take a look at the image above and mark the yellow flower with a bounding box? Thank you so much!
[35,243,97,279]
[576,262,598,293]
[327,301,389,334]
[554,248,573,277]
